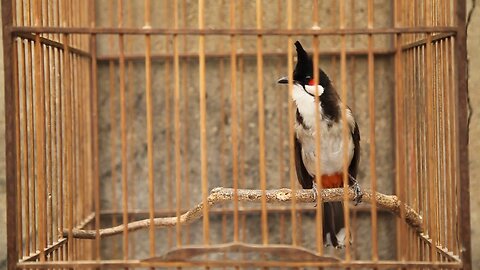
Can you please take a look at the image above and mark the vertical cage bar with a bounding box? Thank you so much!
[73,52,81,259]
[84,54,90,254]
[181,0,191,245]
[144,0,156,259]
[72,50,78,262]
[311,0,324,255]
[80,54,87,260]
[66,0,74,261]
[44,30,53,249]
[3,0,19,268]
[107,0,119,256]
[50,33,59,257]
[18,0,30,259]
[415,42,422,264]
[87,49,95,260]
[445,35,454,254]
[173,0,183,248]
[229,0,240,243]
[348,0,359,256]
[218,0,228,247]
[163,0,174,248]
[117,0,129,260]
[256,0,268,246]
[394,0,407,263]
[442,37,449,253]
[424,0,438,263]
[126,0,136,245]
[412,41,418,264]
[56,26,64,261]
[33,0,47,261]
[75,51,80,262]
[274,0,286,246]
[330,0,338,84]
[14,37,22,260]
[108,58,119,256]
[238,0,247,244]
[435,38,442,251]
[286,0,298,247]
[62,33,73,261]
[448,34,459,256]
[439,23,446,268]
[339,0,352,260]
[441,36,451,253]
[198,0,210,246]
[89,0,101,260]
[22,38,31,257]
[367,0,378,262]
[28,39,36,258]
[58,38,64,264]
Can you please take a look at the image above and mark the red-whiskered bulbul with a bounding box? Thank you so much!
[278,41,362,248]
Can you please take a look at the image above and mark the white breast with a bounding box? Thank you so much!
[292,84,355,176]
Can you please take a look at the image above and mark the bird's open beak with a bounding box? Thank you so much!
[277,76,289,84]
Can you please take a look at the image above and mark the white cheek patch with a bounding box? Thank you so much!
[304,84,325,96]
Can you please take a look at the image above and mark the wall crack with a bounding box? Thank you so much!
[467,0,477,133]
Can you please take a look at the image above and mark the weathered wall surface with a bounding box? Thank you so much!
[94,0,397,260]
[467,0,479,267]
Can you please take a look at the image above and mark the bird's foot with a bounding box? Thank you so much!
[312,182,319,207]
[350,178,363,206]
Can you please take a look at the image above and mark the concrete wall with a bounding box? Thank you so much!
[467,0,479,267]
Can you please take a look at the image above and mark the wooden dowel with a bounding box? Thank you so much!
[33,0,47,260]
[274,0,285,246]
[20,36,30,256]
[198,0,209,246]
[367,0,378,261]
[173,0,183,248]
[339,0,352,260]
[180,0,191,245]
[229,0,240,243]
[144,0,155,258]
[163,0,174,250]
[256,0,268,247]
[286,0,297,247]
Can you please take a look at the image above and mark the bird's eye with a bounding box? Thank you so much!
[305,76,315,86]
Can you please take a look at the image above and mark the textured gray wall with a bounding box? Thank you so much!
[94,0,397,261]
[467,0,479,267]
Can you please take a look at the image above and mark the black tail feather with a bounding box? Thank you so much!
[323,202,346,248]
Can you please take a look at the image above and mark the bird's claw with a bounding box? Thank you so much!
[351,180,363,206]
[312,183,318,207]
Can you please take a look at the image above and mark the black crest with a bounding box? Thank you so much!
[293,41,332,88]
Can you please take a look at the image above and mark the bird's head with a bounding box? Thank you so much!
[277,41,331,96]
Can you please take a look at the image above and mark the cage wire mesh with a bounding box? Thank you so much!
[2,0,471,269]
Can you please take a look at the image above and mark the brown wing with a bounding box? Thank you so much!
[294,136,314,189]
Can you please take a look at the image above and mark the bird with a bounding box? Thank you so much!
[277,40,362,248]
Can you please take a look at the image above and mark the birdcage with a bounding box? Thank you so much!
[2,0,471,269]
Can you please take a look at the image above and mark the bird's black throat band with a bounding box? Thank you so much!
[301,85,315,97]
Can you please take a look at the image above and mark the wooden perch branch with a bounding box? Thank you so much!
[63,187,422,239]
